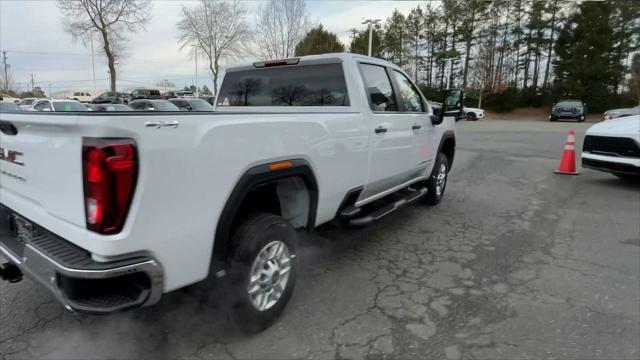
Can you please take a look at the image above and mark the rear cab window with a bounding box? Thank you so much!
[217,63,349,107]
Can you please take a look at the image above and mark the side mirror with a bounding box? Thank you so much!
[369,88,390,106]
[435,89,464,124]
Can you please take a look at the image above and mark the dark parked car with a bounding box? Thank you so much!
[162,91,178,99]
[128,99,180,111]
[92,91,127,104]
[129,89,162,102]
[200,96,215,105]
[550,100,587,122]
[168,98,213,111]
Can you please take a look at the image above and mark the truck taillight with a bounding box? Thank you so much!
[83,138,138,234]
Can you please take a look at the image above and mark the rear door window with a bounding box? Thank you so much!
[218,63,349,106]
[359,63,397,112]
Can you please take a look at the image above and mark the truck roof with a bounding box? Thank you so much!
[225,53,401,73]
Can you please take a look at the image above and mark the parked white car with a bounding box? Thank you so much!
[67,91,94,103]
[0,53,462,331]
[17,98,39,111]
[0,95,20,103]
[603,105,640,121]
[31,99,88,112]
[581,114,640,179]
[464,107,484,121]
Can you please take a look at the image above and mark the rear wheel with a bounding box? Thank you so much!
[227,213,298,333]
[422,153,449,205]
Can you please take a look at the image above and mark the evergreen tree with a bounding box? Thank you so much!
[629,53,640,103]
[554,1,616,111]
[609,1,640,94]
[405,6,425,82]
[350,25,383,57]
[294,25,345,56]
[201,85,212,95]
[383,10,407,67]
[459,0,489,89]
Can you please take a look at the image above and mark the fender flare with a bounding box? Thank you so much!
[210,159,318,273]
[436,131,456,168]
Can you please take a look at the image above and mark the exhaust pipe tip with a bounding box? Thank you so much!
[0,262,23,283]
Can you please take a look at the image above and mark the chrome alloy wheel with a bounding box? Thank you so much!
[247,241,292,311]
[436,163,447,196]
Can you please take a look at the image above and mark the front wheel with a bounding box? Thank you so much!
[466,112,478,121]
[422,152,450,205]
[227,213,298,333]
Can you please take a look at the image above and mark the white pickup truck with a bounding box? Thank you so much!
[0,53,461,331]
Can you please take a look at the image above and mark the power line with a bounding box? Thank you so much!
[5,49,183,64]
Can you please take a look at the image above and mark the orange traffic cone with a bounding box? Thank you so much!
[555,130,579,175]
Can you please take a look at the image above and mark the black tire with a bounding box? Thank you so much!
[466,112,478,121]
[422,152,450,205]
[227,212,298,333]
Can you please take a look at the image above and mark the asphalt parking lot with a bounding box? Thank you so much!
[1,119,639,360]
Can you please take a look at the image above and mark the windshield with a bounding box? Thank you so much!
[189,99,213,111]
[18,99,35,105]
[150,100,179,111]
[556,101,583,108]
[52,101,87,111]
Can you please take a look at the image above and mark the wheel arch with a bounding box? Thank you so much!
[210,159,318,274]
[437,131,456,169]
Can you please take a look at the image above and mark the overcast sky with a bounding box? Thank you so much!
[0,0,422,94]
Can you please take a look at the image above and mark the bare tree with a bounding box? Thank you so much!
[254,0,311,60]
[177,0,249,96]
[58,0,152,91]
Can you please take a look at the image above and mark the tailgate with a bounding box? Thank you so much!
[0,113,85,227]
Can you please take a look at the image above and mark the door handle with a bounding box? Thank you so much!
[375,126,388,134]
[412,124,422,130]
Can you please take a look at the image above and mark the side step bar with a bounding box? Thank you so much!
[348,187,428,227]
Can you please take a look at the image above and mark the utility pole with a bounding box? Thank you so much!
[361,19,381,57]
[90,32,96,94]
[190,44,198,97]
[441,58,457,89]
[48,83,52,98]
[2,51,8,92]
[30,74,35,93]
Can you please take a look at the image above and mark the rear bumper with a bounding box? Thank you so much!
[0,204,163,314]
